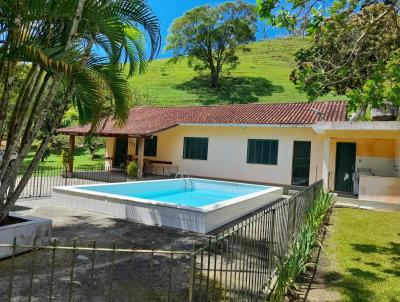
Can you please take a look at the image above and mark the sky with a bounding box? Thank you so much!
[147,0,288,58]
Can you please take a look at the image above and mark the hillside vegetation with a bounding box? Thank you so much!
[129,37,345,106]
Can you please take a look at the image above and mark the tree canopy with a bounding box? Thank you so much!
[257,0,400,118]
[0,0,160,222]
[165,1,257,88]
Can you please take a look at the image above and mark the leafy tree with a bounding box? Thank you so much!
[83,135,105,160]
[165,1,257,88]
[0,0,160,223]
[257,0,400,118]
[290,4,400,117]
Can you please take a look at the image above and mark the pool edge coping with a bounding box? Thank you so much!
[53,178,281,214]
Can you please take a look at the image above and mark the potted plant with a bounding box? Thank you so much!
[126,161,139,179]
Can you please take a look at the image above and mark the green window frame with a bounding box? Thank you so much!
[247,139,279,165]
[136,136,157,157]
[183,137,208,160]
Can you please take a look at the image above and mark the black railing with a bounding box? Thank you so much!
[1,180,323,301]
[16,164,175,199]
[16,165,130,199]
[188,180,322,301]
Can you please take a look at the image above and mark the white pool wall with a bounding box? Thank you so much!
[53,178,283,233]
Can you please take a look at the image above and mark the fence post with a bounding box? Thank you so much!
[268,209,276,281]
[39,167,43,197]
[64,166,68,186]
[188,244,196,302]
[286,196,297,243]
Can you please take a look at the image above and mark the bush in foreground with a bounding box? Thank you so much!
[269,191,335,301]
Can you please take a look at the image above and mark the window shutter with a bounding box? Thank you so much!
[183,137,208,160]
[247,139,279,165]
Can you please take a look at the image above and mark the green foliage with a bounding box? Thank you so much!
[41,144,51,162]
[289,4,399,108]
[258,0,399,117]
[0,0,161,223]
[61,106,80,128]
[60,149,72,168]
[165,1,257,88]
[49,135,69,155]
[126,160,138,178]
[83,136,105,160]
[270,191,335,301]
[347,50,400,113]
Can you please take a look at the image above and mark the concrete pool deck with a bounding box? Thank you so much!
[335,197,400,212]
[10,197,207,248]
[1,197,210,301]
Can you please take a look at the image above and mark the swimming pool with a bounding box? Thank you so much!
[53,178,282,233]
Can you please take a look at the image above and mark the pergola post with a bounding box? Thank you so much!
[137,136,145,179]
[68,134,75,174]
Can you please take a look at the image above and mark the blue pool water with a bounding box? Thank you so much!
[75,179,270,207]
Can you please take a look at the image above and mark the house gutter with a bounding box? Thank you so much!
[177,123,313,128]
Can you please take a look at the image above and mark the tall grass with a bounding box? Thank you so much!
[269,192,335,302]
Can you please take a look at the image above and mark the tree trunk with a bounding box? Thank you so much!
[0,61,17,142]
[1,100,69,222]
[210,68,220,88]
[0,0,87,224]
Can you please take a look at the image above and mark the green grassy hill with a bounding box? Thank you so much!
[129,37,345,106]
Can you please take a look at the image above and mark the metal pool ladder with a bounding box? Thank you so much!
[175,171,194,191]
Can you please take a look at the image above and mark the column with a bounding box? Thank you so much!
[322,137,331,190]
[137,136,145,178]
[68,135,75,174]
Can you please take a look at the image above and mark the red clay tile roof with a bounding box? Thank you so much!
[57,101,347,136]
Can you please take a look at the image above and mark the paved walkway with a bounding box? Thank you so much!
[11,197,206,248]
[334,196,400,212]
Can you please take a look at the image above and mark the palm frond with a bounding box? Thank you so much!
[109,0,161,59]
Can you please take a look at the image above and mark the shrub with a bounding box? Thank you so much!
[41,144,52,162]
[126,161,138,178]
[269,191,334,301]
[60,150,72,168]
[50,135,69,155]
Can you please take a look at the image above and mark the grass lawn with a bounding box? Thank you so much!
[325,208,400,302]
[23,147,106,170]
[129,37,345,106]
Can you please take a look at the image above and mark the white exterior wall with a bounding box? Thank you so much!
[151,125,324,186]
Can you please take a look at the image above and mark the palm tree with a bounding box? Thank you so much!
[0,0,161,223]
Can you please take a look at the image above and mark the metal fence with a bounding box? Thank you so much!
[1,180,323,301]
[189,180,323,301]
[17,165,133,199]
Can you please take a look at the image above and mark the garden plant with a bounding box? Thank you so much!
[269,191,335,302]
